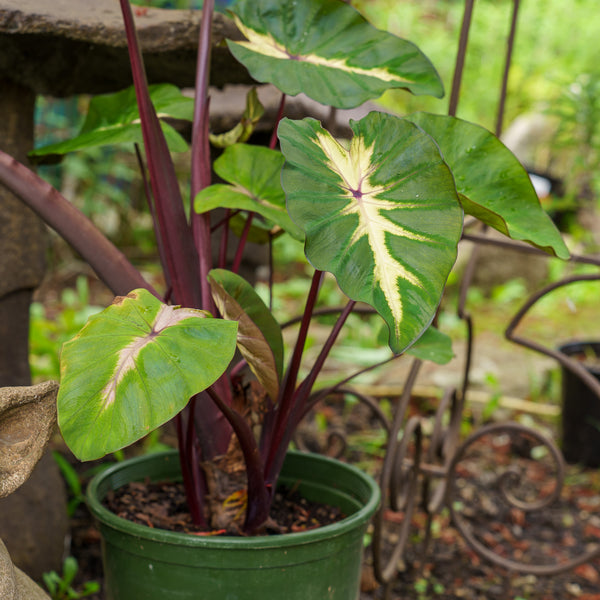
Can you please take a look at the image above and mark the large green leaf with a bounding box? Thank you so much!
[30,84,193,161]
[194,144,304,241]
[227,0,443,109]
[407,112,570,259]
[209,269,284,401]
[279,113,463,355]
[58,289,237,461]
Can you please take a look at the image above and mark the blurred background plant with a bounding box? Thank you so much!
[43,556,99,600]
[544,73,600,219]
[30,277,103,381]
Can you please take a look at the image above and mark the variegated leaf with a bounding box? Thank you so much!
[227,0,443,109]
[58,289,238,461]
[279,113,463,354]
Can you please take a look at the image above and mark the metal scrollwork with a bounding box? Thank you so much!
[300,0,600,590]
[371,359,422,590]
[445,422,578,575]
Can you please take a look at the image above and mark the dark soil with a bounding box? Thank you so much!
[103,479,345,535]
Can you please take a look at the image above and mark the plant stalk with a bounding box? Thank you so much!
[190,0,215,311]
[261,270,324,479]
[265,299,356,486]
[205,388,270,533]
[175,413,206,527]
[119,0,202,309]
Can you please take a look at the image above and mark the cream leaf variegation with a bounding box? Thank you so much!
[279,113,463,355]
[232,16,415,86]
[100,302,208,410]
[227,0,444,109]
[314,131,433,343]
[57,289,238,461]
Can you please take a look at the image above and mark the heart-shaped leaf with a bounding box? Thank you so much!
[407,112,570,259]
[195,144,304,241]
[209,269,283,401]
[227,0,443,109]
[58,289,238,461]
[279,112,463,355]
[30,84,193,161]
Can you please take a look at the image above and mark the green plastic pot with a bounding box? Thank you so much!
[87,450,380,600]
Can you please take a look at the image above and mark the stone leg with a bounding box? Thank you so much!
[0,80,68,580]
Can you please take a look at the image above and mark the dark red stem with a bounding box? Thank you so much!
[205,387,270,533]
[269,94,286,149]
[218,209,231,269]
[231,213,254,274]
[261,270,324,478]
[175,413,206,527]
[265,299,356,485]
[190,0,215,311]
[119,0,201,309]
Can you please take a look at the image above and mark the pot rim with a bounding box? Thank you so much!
[87,449,381,549]
[559,340,600,374]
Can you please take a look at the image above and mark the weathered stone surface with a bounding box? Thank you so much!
[0,450,68,583]
[0,0,252,95]
[0,381,58,497]
[0,382,59,598]
[0,538,49,599]
[0,82,46,300]
[0,290,35,386]
[14,564,49,599]
[0,79,46,387]
[0,76,63,593]
[0,539,16,599]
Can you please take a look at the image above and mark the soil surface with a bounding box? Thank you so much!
[104,479,345,535]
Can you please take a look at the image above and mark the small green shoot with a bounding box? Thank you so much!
[43,556,100,600]
[482,372,502,422]
[414,576,445,598]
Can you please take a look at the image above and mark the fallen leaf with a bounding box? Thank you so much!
[575,563,600,584]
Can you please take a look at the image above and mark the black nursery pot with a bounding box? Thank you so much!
[559,341,600,466]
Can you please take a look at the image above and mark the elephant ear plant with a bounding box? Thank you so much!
[0,0,569,535]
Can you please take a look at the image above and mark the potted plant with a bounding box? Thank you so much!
[0,0,568,598]
[558,340,600,466]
